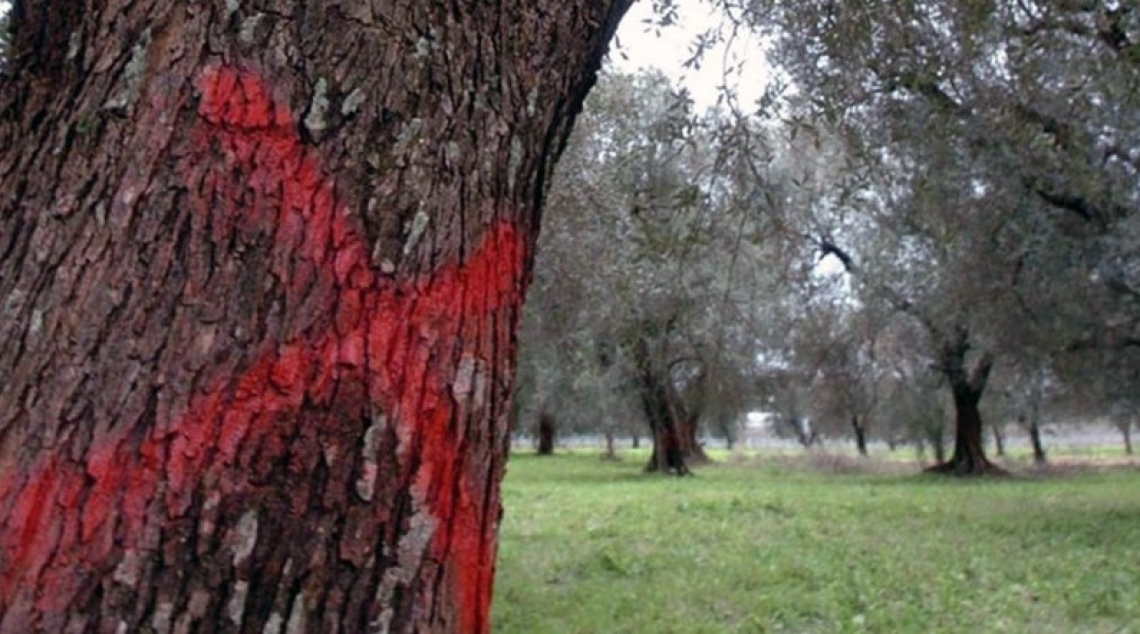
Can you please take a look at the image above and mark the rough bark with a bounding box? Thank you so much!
[535,412,556,456]
[852,415,869,457]
[0,1,632,632]
[927,334,1005,476]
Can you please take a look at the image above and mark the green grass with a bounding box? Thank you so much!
[492,451,1140,633]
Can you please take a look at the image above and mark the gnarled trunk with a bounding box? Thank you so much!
[630,337,689,475]
[932,387,1000,474]
[0,1,632,631]
[679,415,709,464]
[647,424,689,475]
[927,334,1004,476]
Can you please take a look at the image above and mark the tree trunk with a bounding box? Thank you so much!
[931,432,946,465]
[927,332,1004,476]
[1121,420,1134,456]
[676,370,709,463]
[0,2,632,632]
[631,433,640,449]
[925,426,943,465]
[935,392,1000,475]
[630,337,689,475]
[1028,416,1048,464]
[647,424,690,475]
[536,412,556,456]
[928,386,1004,475]
[602,431,617,460]
[852,415,869,457]
[679,415,709,464]
[990,422,1006,457]
[1026,366,1048,464]
[785,416,815,448]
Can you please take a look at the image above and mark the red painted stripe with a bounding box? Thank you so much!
[0,65,522,633]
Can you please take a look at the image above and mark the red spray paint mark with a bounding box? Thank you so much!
[0,65,522,632]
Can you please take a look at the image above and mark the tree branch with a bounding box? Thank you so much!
[884,70,1131,227]
[970,351,995,392]
[814,233,939,337]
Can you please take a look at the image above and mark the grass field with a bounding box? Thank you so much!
[492,450,1140,633]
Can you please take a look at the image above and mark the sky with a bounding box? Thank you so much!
[608,0,772,114]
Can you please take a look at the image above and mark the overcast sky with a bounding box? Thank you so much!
[609,0,771,114]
